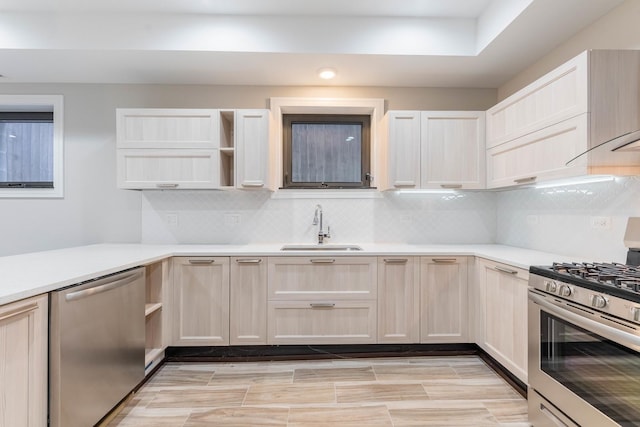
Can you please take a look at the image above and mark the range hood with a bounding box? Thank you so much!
[566,126,640,170]
[612,129,640,152]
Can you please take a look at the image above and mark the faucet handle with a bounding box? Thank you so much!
[327,226,331,238]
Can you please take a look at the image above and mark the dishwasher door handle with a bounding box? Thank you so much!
[65,270,144,302]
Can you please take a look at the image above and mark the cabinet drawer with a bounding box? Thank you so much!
[486,115,588,189]
[268,257,377,300]
[267,300,377,344]
[116,109,219,149]
[117,149,220,189]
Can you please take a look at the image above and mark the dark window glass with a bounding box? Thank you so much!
[283,114,372,189]
[0,112,54,188]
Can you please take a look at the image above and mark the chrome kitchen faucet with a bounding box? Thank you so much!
[313,204,331,244]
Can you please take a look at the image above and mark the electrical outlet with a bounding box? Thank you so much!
[590,216,611,230]
[165,213,178,226]
[224,213,241,226]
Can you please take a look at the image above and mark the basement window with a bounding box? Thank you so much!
[282,114,372,189]
[0,95,64,198]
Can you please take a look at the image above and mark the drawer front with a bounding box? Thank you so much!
[267,300,377,344]
[268,257,378,300]
[117,149,220,189]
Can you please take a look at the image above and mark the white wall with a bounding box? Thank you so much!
[0,83,496,256]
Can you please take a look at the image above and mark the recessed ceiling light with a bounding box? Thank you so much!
[317,68,337,80]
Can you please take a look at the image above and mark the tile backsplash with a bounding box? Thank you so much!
[141,177,640,262]
[141,190,497,245]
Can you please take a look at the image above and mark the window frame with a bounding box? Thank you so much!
[0,95,64,198]
[282,113,372,189]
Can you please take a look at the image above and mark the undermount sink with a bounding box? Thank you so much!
[280,244,363,251]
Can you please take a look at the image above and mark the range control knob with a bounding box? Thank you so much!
[558,284,573,297]
[545,280,558,293]
[591,295,608,309]
[634,307,640,323]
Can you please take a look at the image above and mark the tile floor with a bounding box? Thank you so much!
[106,356,531,426]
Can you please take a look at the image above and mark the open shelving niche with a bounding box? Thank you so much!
[144,259,168,376]
[219,110,235,188]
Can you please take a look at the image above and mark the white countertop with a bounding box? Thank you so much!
[0,243,577,306]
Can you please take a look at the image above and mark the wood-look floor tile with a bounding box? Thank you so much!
[293,366,376,383]
[107,408,190,427]
[453,364,502,379]
[389,406,499,426]
[209,371,293,385]
[336,383,428,403]
[147,365,215,387]
[147,387,248,409]
[288,405,393,426]
[422,379,521,400]
[483,400,529,423]
[184,407,289,426]
[373,364,459,381]
[243,383,336,405]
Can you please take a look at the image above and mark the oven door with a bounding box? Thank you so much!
[528,290,640,427]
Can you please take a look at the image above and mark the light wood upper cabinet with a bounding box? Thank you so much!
[235,109,270,190]
[387,111,421,188]
[387,110,485,190]
[377,257,419,343]
[0,294,48,427]
[230,257,267,345]
[475,258,528,383]
[420,257,468,343]
[486,50,640,188]
[171,257,230,346]
[421,111,485,189]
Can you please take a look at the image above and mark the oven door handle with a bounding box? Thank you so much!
[529,292,640,352]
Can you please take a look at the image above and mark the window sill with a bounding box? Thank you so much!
[271,189,382,199]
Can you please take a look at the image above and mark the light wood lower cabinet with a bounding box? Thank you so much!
[476,258,528,382]
[377,257,419,343]
[171,257,230,346]
[230,257,267,345]
[267,256,377,344]
[0,294,47,427]
[420,256,469,343]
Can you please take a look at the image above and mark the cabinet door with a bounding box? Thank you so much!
[420,257,468,343]
[477,258,528,382]
[377,257,419,343]
[235,109,270,189]
[172,257,230,346]
[116,108,219,149]
[387,111,421,188]
[486,52,588,148]
[230,257,267,345]
[421,111,485,190]
[268,257,377,301]
[0,294,47,427]
[117,149,221,189]
[486,114,588,189]
[267,300,377,345]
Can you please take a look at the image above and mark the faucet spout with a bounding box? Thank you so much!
[313,204,330,244]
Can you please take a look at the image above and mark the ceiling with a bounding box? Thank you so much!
[0,0,625,88]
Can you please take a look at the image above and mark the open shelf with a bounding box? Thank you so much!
[144,260,167,376]
[219,110,235,187]
[145,302,162,317]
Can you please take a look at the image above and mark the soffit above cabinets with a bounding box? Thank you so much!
[0,0,624,87]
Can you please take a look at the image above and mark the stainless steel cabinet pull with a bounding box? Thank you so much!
[440,184,462,189]
[494,266,518,275]
[310,259,335,263]
[432,258,457,263]
[236,259,262,264]
[188,259,215,265]
[0,302,38,322]
[384,259,408,264]
[514,176,536,184]
[310,303,335,308]
[156,183,179,188]
[241,181,264,187]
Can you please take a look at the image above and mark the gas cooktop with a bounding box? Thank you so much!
[530,262,640,303]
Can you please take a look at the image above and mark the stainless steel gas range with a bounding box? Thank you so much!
[528,262,640,427]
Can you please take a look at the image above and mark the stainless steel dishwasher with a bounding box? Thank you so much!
[49,267,145,427]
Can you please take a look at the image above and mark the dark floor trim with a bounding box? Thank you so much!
[477,349,528,398]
